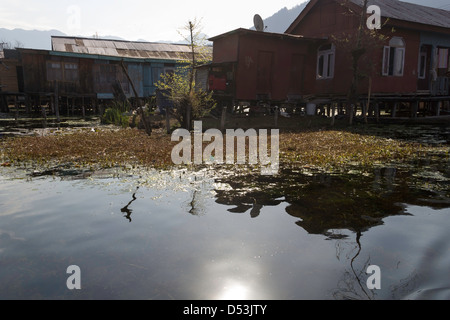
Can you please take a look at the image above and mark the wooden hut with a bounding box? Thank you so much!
[197,28,324,112]
[0,49,23,113]
[14,36,211,116]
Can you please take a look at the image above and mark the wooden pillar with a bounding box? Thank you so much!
[25,94,31,115]
[274,106,279,127]
[331,103,336,127]
[220,106,227,132]
[40,96,47,128]
[392,102,398,118]
[436,101,442,116]
[165,107,171,134]
[81,97,86,119]
[54,81,60,124]
[98,101,104,118]
[411,101,419,118]
[14,95,19,123]
[374,103,380,123]
[94,98,99,115]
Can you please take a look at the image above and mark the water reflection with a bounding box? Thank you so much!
[0,154,449,299]
[214,167,449,236]
[121,187,139,222]
[212,167,450,300]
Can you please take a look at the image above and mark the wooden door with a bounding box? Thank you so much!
[418,45,432,91]
[256,51,273,95]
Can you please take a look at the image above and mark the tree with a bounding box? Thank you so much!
[156,18,216,131]
[332,0,389,124]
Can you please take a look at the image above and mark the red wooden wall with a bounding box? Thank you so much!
[288,0,422,96]
[211,29,317,102]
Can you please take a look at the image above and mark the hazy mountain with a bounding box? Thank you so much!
[251,3,309,33]
[0,0,448,51]
[0,28,126,50]
[0,28,66,50]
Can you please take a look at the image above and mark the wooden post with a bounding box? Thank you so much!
[40,96,47,128]
[365,77,372,124]
[25,94,31,115]
[54,81,60,125]
[165,107,171,134]
[14,95,19,124]
[331,103,336,127]
[82,97,86,119]
[375,103,379,123]
[220,106,227,132]
[274,106,279,127]
[349,104,354,125]
[436,101,442,116]
[392,102,398,118]
[120,60,151,135]
[411,101,419,118]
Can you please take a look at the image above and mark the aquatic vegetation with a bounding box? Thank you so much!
[0,126,448,176]
[279,130,446,172]
[0,127,175,171]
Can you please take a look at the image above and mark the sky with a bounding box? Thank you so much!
[0,0,306,42]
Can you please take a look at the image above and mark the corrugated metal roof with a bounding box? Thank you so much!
[51,36,211,61]
[351,0,450,29]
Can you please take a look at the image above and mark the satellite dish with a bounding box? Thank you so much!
[254,14,265,32]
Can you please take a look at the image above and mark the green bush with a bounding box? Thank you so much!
[102,106,129,128]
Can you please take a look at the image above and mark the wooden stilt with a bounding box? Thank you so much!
[411,101,419,118]
[54,81,60,125]
[165,107,171,134]
[14,95,19,124]
[436,101,442,116]
[392,102,398,118]
[274,106,279,127]
[220,106,227,132]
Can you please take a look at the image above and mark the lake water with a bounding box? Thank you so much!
[0,159,449,300]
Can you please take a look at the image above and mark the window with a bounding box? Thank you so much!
[437,48,449,69]
[317,44,335,79]
[152,67,163,83]
[64,63,79,82]
[382,37,405,77]
[418,51,427,79]
[47,62,63,81]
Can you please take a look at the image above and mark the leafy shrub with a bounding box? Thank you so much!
[101,101,130,128]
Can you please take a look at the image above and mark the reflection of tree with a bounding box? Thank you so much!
[332,231,377,300]
[215,170,408,234]
[121,187,139,222]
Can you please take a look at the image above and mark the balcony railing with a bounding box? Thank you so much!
[431,77,450,96]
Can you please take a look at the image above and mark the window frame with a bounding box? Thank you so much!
[418,51,427,80]
[382,37,405,77]
[316,44,335,80]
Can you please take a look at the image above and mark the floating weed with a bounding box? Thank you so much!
[0,127,448,176]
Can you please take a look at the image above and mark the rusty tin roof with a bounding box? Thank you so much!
[51,36,211,61]
[351,0,450,29]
